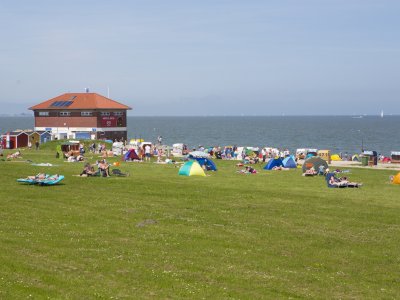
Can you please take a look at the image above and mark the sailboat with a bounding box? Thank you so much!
[381,110,384,118]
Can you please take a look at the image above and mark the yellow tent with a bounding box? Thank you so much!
[393,172,400,185]
[331,154,342,161]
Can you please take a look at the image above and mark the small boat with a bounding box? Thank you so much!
[352,116,363,119]
[381,110,384,118]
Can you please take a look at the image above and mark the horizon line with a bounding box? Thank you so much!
[0,113,398,117]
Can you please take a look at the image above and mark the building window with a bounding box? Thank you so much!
[113,112,123,116]
[59,112,71,117]
[39,111,49,116]
[101,112,110,116]
[81,111,92,116]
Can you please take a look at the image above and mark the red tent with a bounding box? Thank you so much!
[123,149,140,161]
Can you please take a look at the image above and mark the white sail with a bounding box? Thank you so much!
[381,110,384,118]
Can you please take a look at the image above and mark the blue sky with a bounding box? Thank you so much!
[0,0,399,115]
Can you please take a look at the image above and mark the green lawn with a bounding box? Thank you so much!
[1,144,399,299]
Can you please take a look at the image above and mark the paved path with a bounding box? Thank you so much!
[329,160,400,171]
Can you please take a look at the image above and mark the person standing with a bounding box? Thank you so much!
[144,144,151,162]
[261,148,267,162]
[79,143,85,155]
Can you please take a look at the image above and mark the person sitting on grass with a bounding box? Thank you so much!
[98,159,110,177]
[80,163,96,177]
[328,174,347,187]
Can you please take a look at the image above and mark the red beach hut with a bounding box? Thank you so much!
[1,131,29,149]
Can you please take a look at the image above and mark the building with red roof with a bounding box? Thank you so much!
[29,92,132,141]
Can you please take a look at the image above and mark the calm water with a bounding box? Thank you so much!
[1,116,399,155]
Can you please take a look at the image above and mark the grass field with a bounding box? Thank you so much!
[1,143,399,299]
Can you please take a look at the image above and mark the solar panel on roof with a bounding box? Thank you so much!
[62,101,73,107]
[50,100,74,107]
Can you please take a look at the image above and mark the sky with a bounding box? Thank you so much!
[0,0,399,116]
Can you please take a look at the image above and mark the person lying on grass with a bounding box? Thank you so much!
[44,174,59,181]
[27,173,47,180]
[302,167,317,176]
[7,150,22,159]
[272,166,290,171]
[328,174,363,188]
[237,166,257,174]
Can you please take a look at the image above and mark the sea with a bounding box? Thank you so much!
[0,116,399,155]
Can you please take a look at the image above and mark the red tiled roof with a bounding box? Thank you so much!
[29,93,132,110]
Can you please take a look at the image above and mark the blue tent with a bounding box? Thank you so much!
[192,157,217,171]
[282,156,297,168]
[264,158,283,170]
